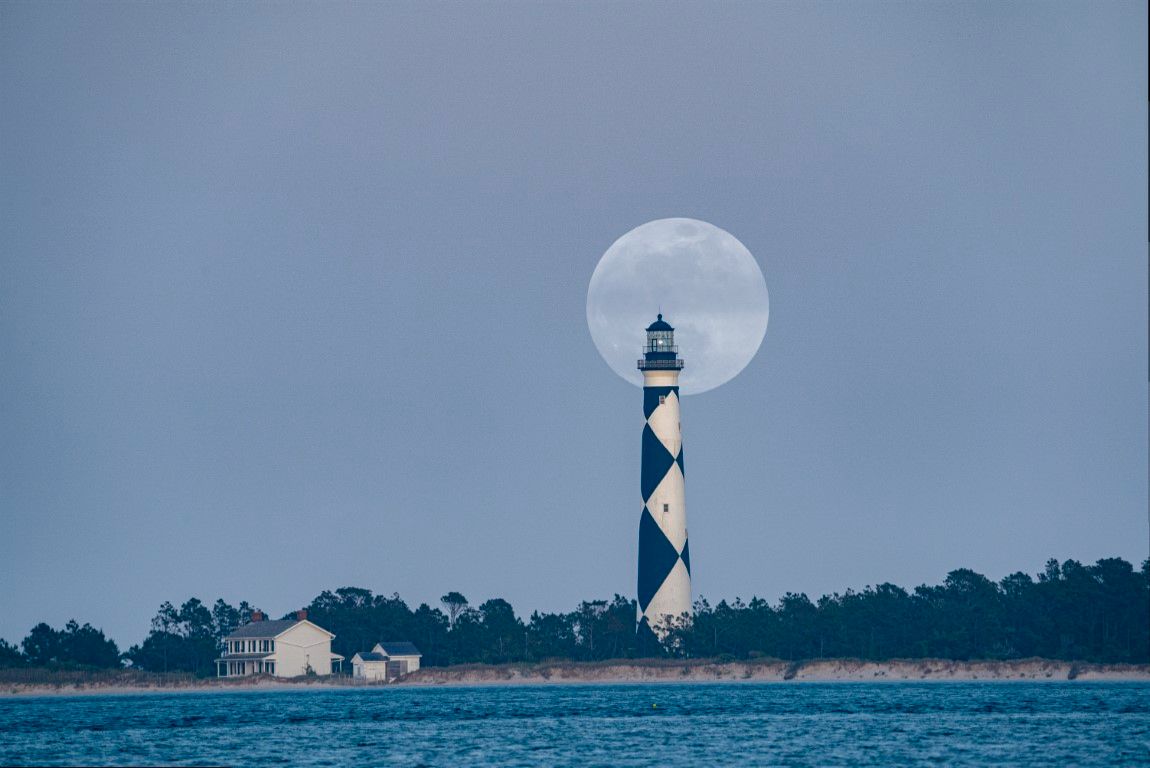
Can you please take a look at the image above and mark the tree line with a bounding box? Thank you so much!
[1,557,1145,674]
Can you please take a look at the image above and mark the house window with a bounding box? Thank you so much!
[270,640,275,652]
[663,504,669,513]
[659,395,666,404]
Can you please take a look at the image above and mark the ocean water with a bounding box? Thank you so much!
[0,682,1147,766]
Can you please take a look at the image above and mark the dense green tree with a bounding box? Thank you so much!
[305,588,422,663]
[440,592,469,629]
[0,638,24,667]
[127,597,254,675]
[599,595,642,659]
[409,603,450,666]
[1000,571,1044,658]
[777,593,818,660]
[476,598,523,663]
[573,600,608,659]
[60,620,121,667]
[914,569,1006,659]
[527,610,577,660]
[19,621,119,668]
[211,599,241,639]
[126,631,182,673]
[21,623,62,666]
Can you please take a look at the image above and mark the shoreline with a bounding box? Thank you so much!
[401,658,1150,686]
[2,658,1148,697]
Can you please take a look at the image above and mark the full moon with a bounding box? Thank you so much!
[586,218,769,395]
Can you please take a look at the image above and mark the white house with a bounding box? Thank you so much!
[216,610,344,678]
[351,641,422,681]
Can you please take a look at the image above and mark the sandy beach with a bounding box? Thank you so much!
[2,658,1147,696]
[401,658,1150,686]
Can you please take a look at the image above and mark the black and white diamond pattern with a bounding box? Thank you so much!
[637,385,691,638]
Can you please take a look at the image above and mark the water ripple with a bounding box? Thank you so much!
[0,682,1147,766]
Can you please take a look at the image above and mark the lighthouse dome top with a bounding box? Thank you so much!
[639,314,683,372]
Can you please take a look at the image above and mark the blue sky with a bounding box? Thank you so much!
[1,2,1146,647]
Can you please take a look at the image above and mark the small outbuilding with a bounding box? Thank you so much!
[350,651,389,681]
[351,641,422,681]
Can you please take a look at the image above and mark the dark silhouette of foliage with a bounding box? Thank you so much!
[665,558,1149,663]
[440,592,469,630]
[18,620,120,668]
[20,623,61,666]
[298,557,1147,666]
[0,638,23,668]
[3,557,1146,671]
[125,598,258,675]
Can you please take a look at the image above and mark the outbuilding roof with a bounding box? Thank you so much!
[377,641,422,657]
[355,652,387,662]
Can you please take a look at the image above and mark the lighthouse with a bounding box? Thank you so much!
[636,314,690,642]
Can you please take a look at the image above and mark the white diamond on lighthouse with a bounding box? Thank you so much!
[646,389,681,457]
[646,462,686,551]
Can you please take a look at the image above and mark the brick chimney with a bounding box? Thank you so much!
[296,609,308,621]
[250,610,265,622]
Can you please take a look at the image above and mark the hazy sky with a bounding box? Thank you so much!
[2,2,1146,648]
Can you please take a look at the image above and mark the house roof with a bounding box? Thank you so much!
[225,619,299,639]
[354,652,387,662]
[224,618,336,641]
[376,641,422,657]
